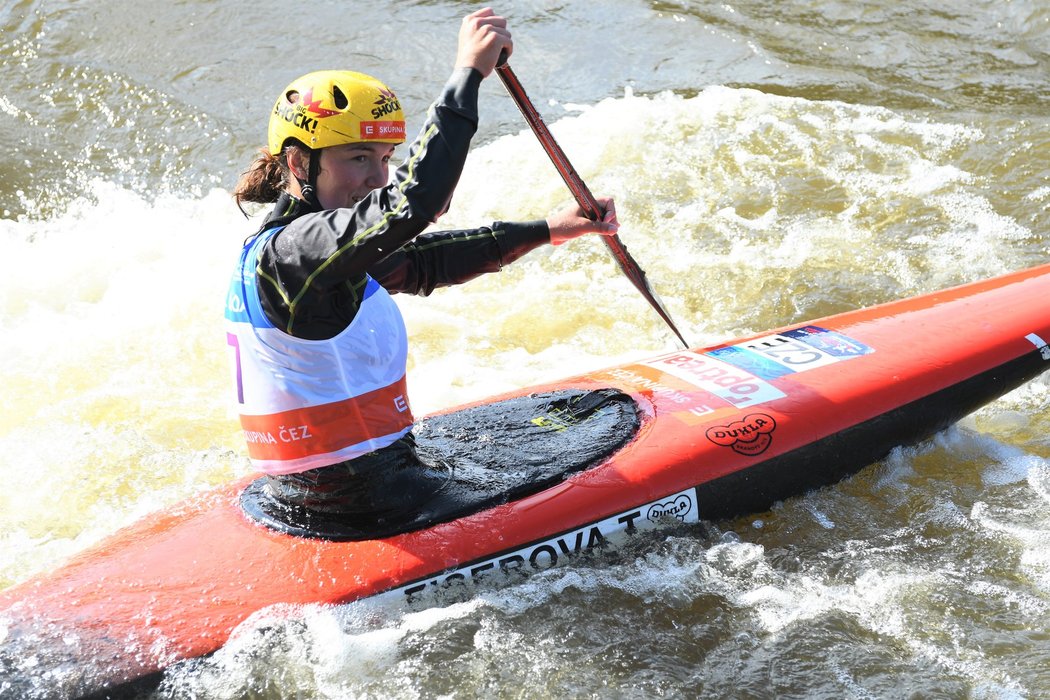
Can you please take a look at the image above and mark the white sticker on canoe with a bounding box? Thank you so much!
[1026,333,1050,360]
[708,326,875,380]
[385,489,699,603]
[642,351,786,408]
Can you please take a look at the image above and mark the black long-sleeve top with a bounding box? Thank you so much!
[251,68,551,341]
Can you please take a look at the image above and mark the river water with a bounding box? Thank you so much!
[2,0,1049,697]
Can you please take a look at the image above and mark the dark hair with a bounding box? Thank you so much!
[232,148,287,215]
[231,142,311,216]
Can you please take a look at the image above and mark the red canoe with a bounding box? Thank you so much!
[3,263,1050,699]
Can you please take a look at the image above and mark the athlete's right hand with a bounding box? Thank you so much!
[455,7,512,78]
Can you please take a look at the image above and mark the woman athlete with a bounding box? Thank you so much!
[226,8,618,520]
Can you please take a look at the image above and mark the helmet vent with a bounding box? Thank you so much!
[332,85,349,110]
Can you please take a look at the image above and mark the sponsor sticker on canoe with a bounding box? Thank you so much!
[604,327,872,423]
[384,489,699,605]
[1026,333,1050,360]
[641,351,786,408]
[710,325,874,380]
[705,413,777,456]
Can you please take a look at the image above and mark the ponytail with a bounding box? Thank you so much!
[232,148,289,216]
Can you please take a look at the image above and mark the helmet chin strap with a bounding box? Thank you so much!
[297,148,323,210]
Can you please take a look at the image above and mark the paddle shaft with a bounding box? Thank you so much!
[494,60,690,349]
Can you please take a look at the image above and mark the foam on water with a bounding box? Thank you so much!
[441,87,1037,340]
[0,183,249,585]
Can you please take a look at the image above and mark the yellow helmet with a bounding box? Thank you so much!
[267,70,406,155]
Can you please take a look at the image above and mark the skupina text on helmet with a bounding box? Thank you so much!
[267,70,406,155]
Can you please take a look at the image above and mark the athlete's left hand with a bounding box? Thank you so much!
[547,197,619,246]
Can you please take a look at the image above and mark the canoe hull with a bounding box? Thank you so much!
[4,264,1050,698]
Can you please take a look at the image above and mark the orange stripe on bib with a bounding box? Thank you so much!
[240,376,413,461]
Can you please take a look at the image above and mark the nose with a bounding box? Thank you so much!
[366,160,388,189]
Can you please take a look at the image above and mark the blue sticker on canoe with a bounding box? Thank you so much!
[707,346,795,380]
[782,326,874,357]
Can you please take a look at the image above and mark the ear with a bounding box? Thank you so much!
[285,147,309,181]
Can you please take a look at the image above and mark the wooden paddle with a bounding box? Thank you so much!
[495,54,690,349]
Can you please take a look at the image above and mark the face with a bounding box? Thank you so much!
[313,142,396,210]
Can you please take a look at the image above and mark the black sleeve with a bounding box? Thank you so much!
[256,68,484,328]
[370,220,551,295]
